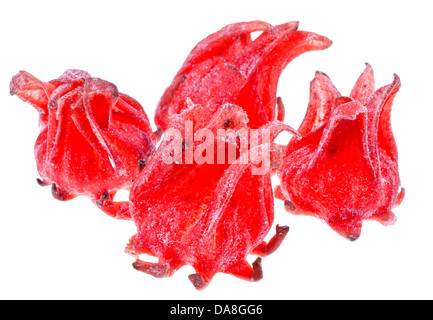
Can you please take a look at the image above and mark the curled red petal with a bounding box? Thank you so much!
[350,63,375,104]
[232,21,299,77]
[49,69,91,86]
[242,30,333,125]
[376,74,401,161]
[176,20,272,76]
[82,77,119,130]
[71,100,117,171]
[296,71,341,136]
[10,71,55,122]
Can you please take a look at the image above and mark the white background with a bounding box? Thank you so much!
[0,0,431,300]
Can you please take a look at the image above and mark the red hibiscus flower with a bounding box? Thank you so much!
[10,70,157,217]
[277,64,405,240]
[154,21,332,132]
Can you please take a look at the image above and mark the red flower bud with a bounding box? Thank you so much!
[154,21,332,132]
[277,64,405,240]
[10,70,157,215]
[119,102,299,289]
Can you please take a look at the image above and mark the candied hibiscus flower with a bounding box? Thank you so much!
[10,70,157,215]
[154,20,332,132]
[276,64,405,240]
[107,101,299,289]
